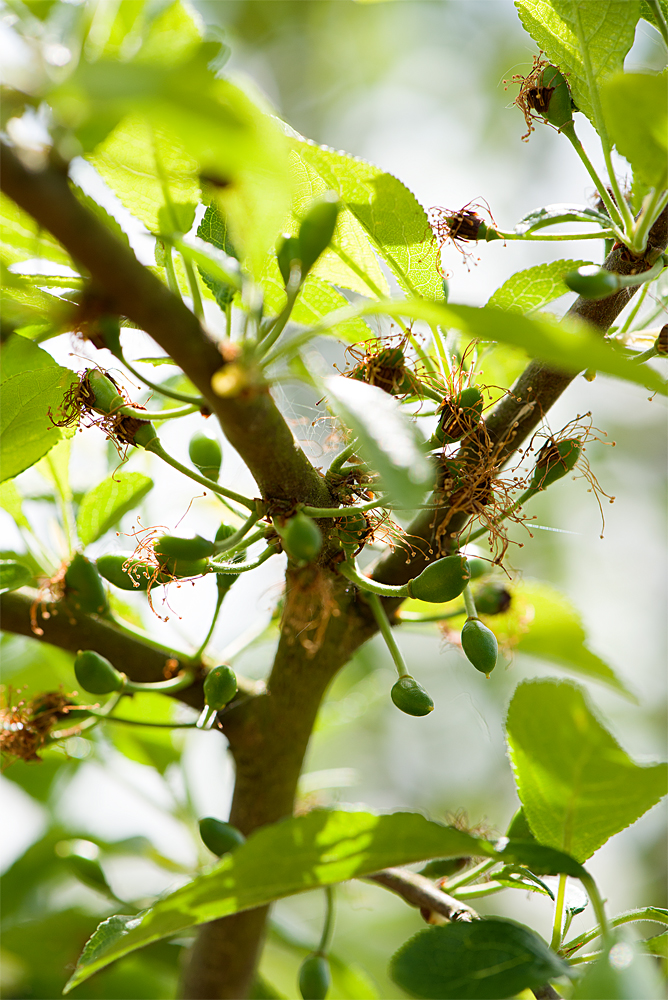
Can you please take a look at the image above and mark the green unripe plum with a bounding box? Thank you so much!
[188,430,222,481]
[64,552,109,615]
[461,617,498,676]
[564,265,618,300]
[154,534,215,560]
[299,953,331,1000]
[375,346,405,369]
[537,65,573,129]
[407,555,470,603]
[298,194,341,275]
[203,664,238,711]
[276,234,302,287]
[85,369,125,414]
[531,438,581,490]
[131,422,159,448]
[467,558,488,581]
[198,817,246,856]
[474,582,511,616]
[96,554,166,591]
[158,555,210,578]
[277,512,322,564]
[337,510,368,552]
[390,676,434,717]
[438,386,484,443]
[74,649,125,695]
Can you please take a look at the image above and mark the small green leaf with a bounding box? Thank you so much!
[76,472,153,547]
[390,919,572,999]
[506,679,668,861]
[487,259,593,314]
[0,368,77,483]
[325,375,434,507]
[601,72,668,188]
[0,479,30,529]
[292,139,442,300]
[196,202,238,306]
[0,560,32,594]
[514,204,611,235]
[514,0,640,128]
[0,333,58,380]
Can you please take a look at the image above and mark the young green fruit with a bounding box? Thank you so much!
[276,234,302,287]
[276,512,323,564]
[188,430,222,481]
[198,817,246,856]
[203,664,238,711]
[85,369,125,414]
[298,194,341,275]
[461,617,498,676]
[158,555,210,578]
[406,555,470,603]
[214,523,246,598]
[467,558,488,581]
[438,386,484,443]
[473,582,511,616]
[96,554,168,591]
[534,65,573,129]
[530,438,581,490]
[337,510,368,553]
[154,534,215,560]
[390,676,434,717]
[299,953,331,1000]
[564,265,618,300]
[74,649,125,695]
[64,552,109,615]
[131,422,159,448]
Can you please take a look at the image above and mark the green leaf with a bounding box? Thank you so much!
[600,72,668,188]
[514,204,611,235]
[0,479,30,528]
[572,931,665,999]
[196,202,238,306]
[506,679,668,861]
[644,931,668,958]
[1,333,58,380]
[324,375,434,507]
[0,368,77,483]
[390,919,572,999]
[0,192,72,268]
[64,811,488,991]
[292,139,442,299]
[640,0,668,31]
[108,692,182,775]
[514,0,640,127]
[315,299,668,396]
[71,184,131,247]
[65,809,588,992]
[76,472,153,547]
[488,259,593,314]
[0,559,32,594]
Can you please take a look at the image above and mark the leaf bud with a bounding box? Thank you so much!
[74,649,125,695]
[198,817,246,857]
[406,554,470,604]
[473,582,512,616]
[188,430,222,481]
[298,193,341,276]
[460,617,498,676]
[390,676,434,717]
[564,265,619,300]
[203,664,238,711]
[64,552,109,616]
[275,512,323,565]
[530,438,581,490]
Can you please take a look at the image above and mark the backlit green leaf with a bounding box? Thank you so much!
[324,375,434,507]
[0,333,58,380]
[506,679,668,861]
[0,560,32,594]
[0,479,29,528]
[600,72,668,188]
[514,0,640,127]
[0,193,72,269]
[390,919,571,999]
[0,368,77,483]
[487,259,593,314]
[76,472,153,547]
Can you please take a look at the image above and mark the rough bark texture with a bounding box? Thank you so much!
[1,141,666,998]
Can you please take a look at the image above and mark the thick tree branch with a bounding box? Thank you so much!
[366,867,477,923]
[0,144,331,508]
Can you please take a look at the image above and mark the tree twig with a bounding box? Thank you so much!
[365,867,478,923]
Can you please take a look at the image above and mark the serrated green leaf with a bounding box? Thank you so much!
[1,333,58,380]
[0,192,72,269]
[314,298,668,396]
[514,0,640,127]
[390,919,572,999]
[0,560,32,594]
[0,368,77,483]
[76,472,153,547]
[514,204,611,235]
[71,184,131,247]
[506,679,668,861]
[0,479,29,529]
[488,259,593,314]
[325,375,434,507]
[292,139,442,299]
[196,202,238,306]
[601,72,668,188]
[640,0,668,32]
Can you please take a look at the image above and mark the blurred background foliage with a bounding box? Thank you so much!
[0,1,666,998]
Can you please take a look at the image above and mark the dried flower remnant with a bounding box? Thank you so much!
[1,689,76,764]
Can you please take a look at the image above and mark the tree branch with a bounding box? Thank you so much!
[366,867,477,923]
[0,144,331,508]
